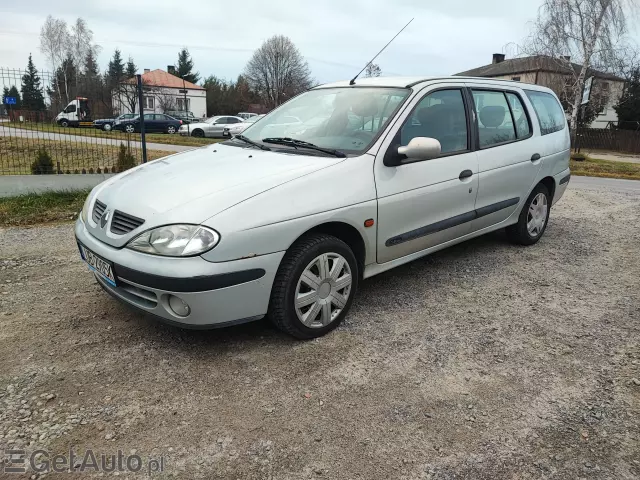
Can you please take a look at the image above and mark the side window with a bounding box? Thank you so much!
[505,92,531,139]
[65,104,76,113]
[472,90,516,148]
[143,114,154,121]
[227,118,240,124]
[400,89,468,154]
[525,90,566,135]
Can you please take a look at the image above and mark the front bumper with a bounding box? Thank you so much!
[75,218,284,328]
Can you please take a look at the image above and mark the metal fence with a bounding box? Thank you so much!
[575,127,640,154]
[0,66,151,175]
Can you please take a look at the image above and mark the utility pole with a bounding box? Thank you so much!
[136,74,148,163]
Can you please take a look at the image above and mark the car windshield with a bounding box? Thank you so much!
[244,116,262,124]
[237,87,410,154]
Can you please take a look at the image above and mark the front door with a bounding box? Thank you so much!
[375,85,479,264]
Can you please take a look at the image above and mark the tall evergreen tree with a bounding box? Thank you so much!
[21,54,46,111]
[176,48,200,84]
[614,68,640,129]
[106,49,125,87]
[48,55,77,104]
[125,57,137,78]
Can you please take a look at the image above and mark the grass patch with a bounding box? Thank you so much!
[570,156,640,180]
[2,122,222,147]
[0,137,174,175]
[0,190,89,226]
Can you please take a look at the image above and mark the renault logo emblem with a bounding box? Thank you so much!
[100,210,110,229]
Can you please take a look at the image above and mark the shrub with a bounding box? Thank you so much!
[88,168,94,174]
[571,152,587,161]
[30,148,54,175]
[116,143,136,171]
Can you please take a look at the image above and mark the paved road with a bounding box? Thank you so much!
[570,175,640,192]
[0,126,195,153]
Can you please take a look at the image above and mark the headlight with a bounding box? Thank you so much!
[126,225,220,257]
[80,195,91,223]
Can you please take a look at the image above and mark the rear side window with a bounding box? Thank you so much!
[471,90,516,148]
[505,92,531,139]
[525,90,566,135]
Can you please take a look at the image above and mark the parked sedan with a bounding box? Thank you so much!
[179,116,244,138]
[165,110,198,124]
[117,113,182,134]
[222,115,265,137]
[94,113,137,132]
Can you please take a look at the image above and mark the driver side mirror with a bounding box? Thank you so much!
[384,137,442,166]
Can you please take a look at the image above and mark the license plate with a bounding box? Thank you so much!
[78,243,117,287]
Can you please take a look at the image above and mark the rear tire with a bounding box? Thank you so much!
[124,124,135,134]
[191,129,204,138]
[167,125,176,134]
[268,234,358,339]
[506,183,551,245]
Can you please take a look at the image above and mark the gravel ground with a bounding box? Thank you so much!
[0,186,639,479]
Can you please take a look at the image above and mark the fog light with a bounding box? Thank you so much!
[168,295,190,317]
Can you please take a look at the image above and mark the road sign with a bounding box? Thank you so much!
[3,96,16,105]
[581,76,594,105]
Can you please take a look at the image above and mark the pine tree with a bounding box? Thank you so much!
[21,54,46,111]
[82,50,103,111]
[48,55,77,104]
[107,49,125,87]
[125,57,137,79]
[176,48,200,84]
[614,68,640,129]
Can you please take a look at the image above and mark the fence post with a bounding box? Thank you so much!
[136,74,148,163]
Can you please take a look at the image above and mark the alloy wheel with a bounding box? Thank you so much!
[527,192,548,237]
[294,253,352,328]
[125,125,135,133]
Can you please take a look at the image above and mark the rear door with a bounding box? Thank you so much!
[467,85,543,231]
[143,114,158,132]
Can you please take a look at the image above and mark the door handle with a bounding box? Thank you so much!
[459,169,473,180]
[531,153,541,162]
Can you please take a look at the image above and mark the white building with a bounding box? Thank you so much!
[113,68,206,118]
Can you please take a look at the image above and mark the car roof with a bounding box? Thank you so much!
[313,76,556,94]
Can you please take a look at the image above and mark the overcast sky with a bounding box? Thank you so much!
[1,0,559,84]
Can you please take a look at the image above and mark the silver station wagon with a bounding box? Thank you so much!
[76,76,570,339]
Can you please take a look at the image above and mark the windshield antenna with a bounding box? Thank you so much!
[349,18,414,86]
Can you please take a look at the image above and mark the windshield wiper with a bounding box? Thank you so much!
[261,137,346,158]
[234,134,271,151]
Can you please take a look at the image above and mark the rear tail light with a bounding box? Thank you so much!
[179,120,183,124]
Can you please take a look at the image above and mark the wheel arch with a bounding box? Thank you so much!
[295,221,367,276]
[538,176,556,201]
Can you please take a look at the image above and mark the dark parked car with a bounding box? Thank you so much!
[94,113,137,132]
[117,113,182,134]
[165,110,198,124]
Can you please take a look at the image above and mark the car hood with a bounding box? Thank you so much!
[88,144,344,247]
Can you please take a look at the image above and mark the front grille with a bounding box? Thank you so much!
[110,210,145,235]
[92,200,106,223]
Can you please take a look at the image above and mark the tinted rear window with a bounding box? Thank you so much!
[525,90,566,135]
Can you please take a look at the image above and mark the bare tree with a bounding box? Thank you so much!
[243,35,313,108]
[364,63,382,77]
[69,19,100,75]
[525,0,635,131]
[156,91,177,112]
[39,15,70,103]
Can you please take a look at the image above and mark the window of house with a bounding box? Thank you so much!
[511,76,521,82]
[399,89,468,155]
[472,90,516,147]
[177,97,190,111]
[143,96,155,110]
[524,90,566,135]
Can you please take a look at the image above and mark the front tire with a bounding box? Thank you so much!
[191,129,204,138]
[59,119,69,128]
[103,123,112,132]
[506,183,551,245]
[268,234,358,339]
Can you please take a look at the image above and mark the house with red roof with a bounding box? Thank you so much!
[113,66,207,119]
